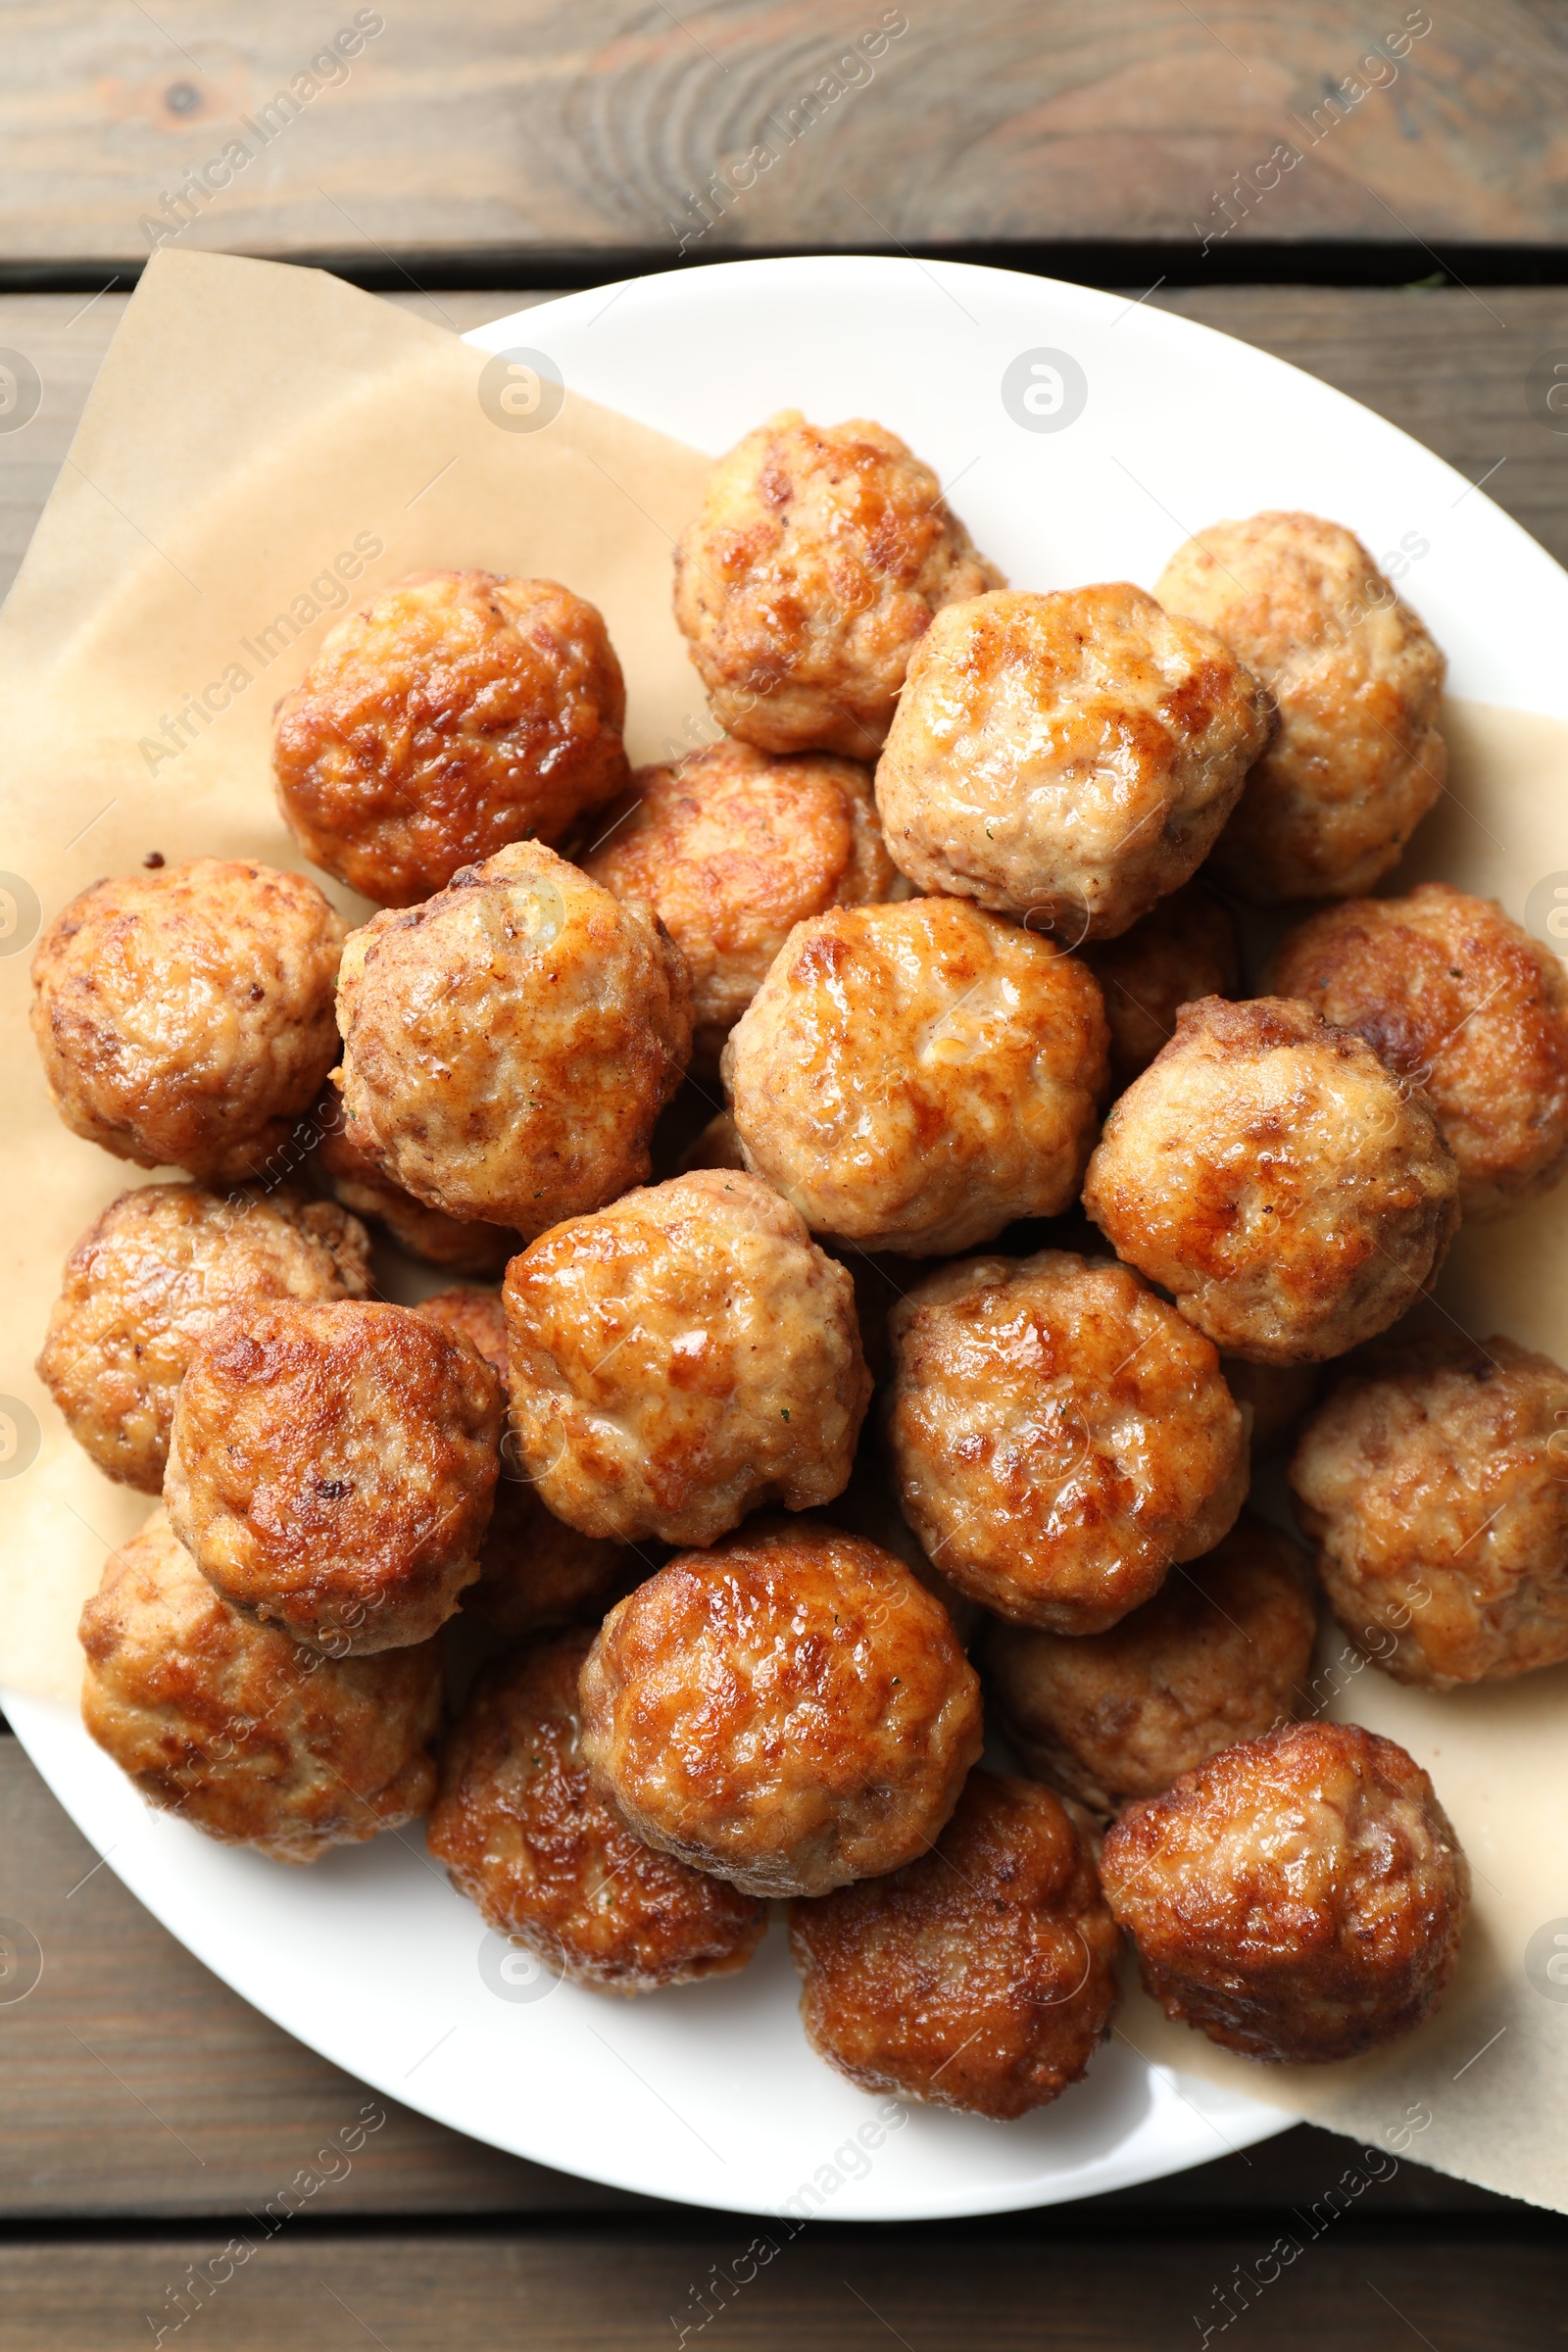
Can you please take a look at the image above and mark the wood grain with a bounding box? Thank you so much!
[5,2,1568,271]
[3,2222,1565,2351]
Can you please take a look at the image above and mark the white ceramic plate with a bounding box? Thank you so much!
[12,256,1562,2220]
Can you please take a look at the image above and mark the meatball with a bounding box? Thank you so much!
[1220,1357,1321,1457]
[35,1182,370,1494]
[314,1106,516,1276]
[1082,996,1459,1363]
[335,841,691,1238]
[78,1507,441,1862]
[873,585,1270,940]
[273,570,629,906]
[790,1771,1118,2120]
[415,1286,638,1639]
[165,1299,502,1653]
[984,1515,1317,1812]
[672,410,1001,759]
[581,736,906,1072]
[1101,1721,1470,2063]
[887,1250,1246,1633]
[1083,881,1240,1091]
[1291,1333,1568,1687]
[429,1629,764,1992]
[504,1169,870,1546]
[1271,882,1568,1220]
[1155,512,1446,902]
[578,1518,983,1897]
[30,859,345,1183]
[724,897,1108,1256]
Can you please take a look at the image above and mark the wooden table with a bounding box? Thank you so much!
[8,9,1568,2333]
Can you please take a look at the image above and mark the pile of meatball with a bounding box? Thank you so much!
[32,407,1568,2125]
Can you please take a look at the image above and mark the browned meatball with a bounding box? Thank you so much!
[1156,513,1446,902]
[1220,1357,1322,1457]
[984,1515,1317,1812]
[1291,1333,1568,1687]
[579,1519,983,1897]
[1083,996,1459,1363]
[725,897,1108,1256]
[429,1629,765,1992]
[1271,882,1568,1220]
[874,585,1270,939]
[165,1299,502,1653]
[414,1286,638,1639]
[78,1508,441,1862]
[273,570,629,906]
[314,1106,516,1276]
[335,841,691,1239]
[1101,1721,1469,2064]
[30,859,345,1183]
[35,1183,370,1494]
[582,736,906,1071]
[672,410,1001,759]
[888,1250,1247,1633]
[505,1170,870,1547]
[789,1771,1119,2119]
[1083,881,1241,1091]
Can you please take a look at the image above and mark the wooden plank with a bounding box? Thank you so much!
[4,283,1568,615]
[0,1737,1512,2217]
[2,2223,1564,2352]
[4,2,1568,272]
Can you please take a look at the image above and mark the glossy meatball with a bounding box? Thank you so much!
[1083,881,1240,1091]
[335,841,691,1238]
[1083,996,1459,1363]
[790,1771,1118,2119]
[505,1169,870,1546]
[874,585,1270,940]
[579,1519,983,1897]
[273,570,629,906]
[314,1106,516,1276]
[1271,882,1568,1220]
[725,897,1108,1256]
[78,1508,441,1862]
[36,1182,370,1494]
[582,736,906,1071]
[1291,1334,1568,1687]
[415,1286,638,1639]
[1101,1721,1470,2063]
[985,1515,1317,1812]
[165,1299,502,1653]
[429,1629,764,1992]
[888,1250,1246,1634]
[30,859,345,1183]
[672,410,1001,759]
[1156,512,1446,902]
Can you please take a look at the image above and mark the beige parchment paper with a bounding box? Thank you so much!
[2,248,1566,2210]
